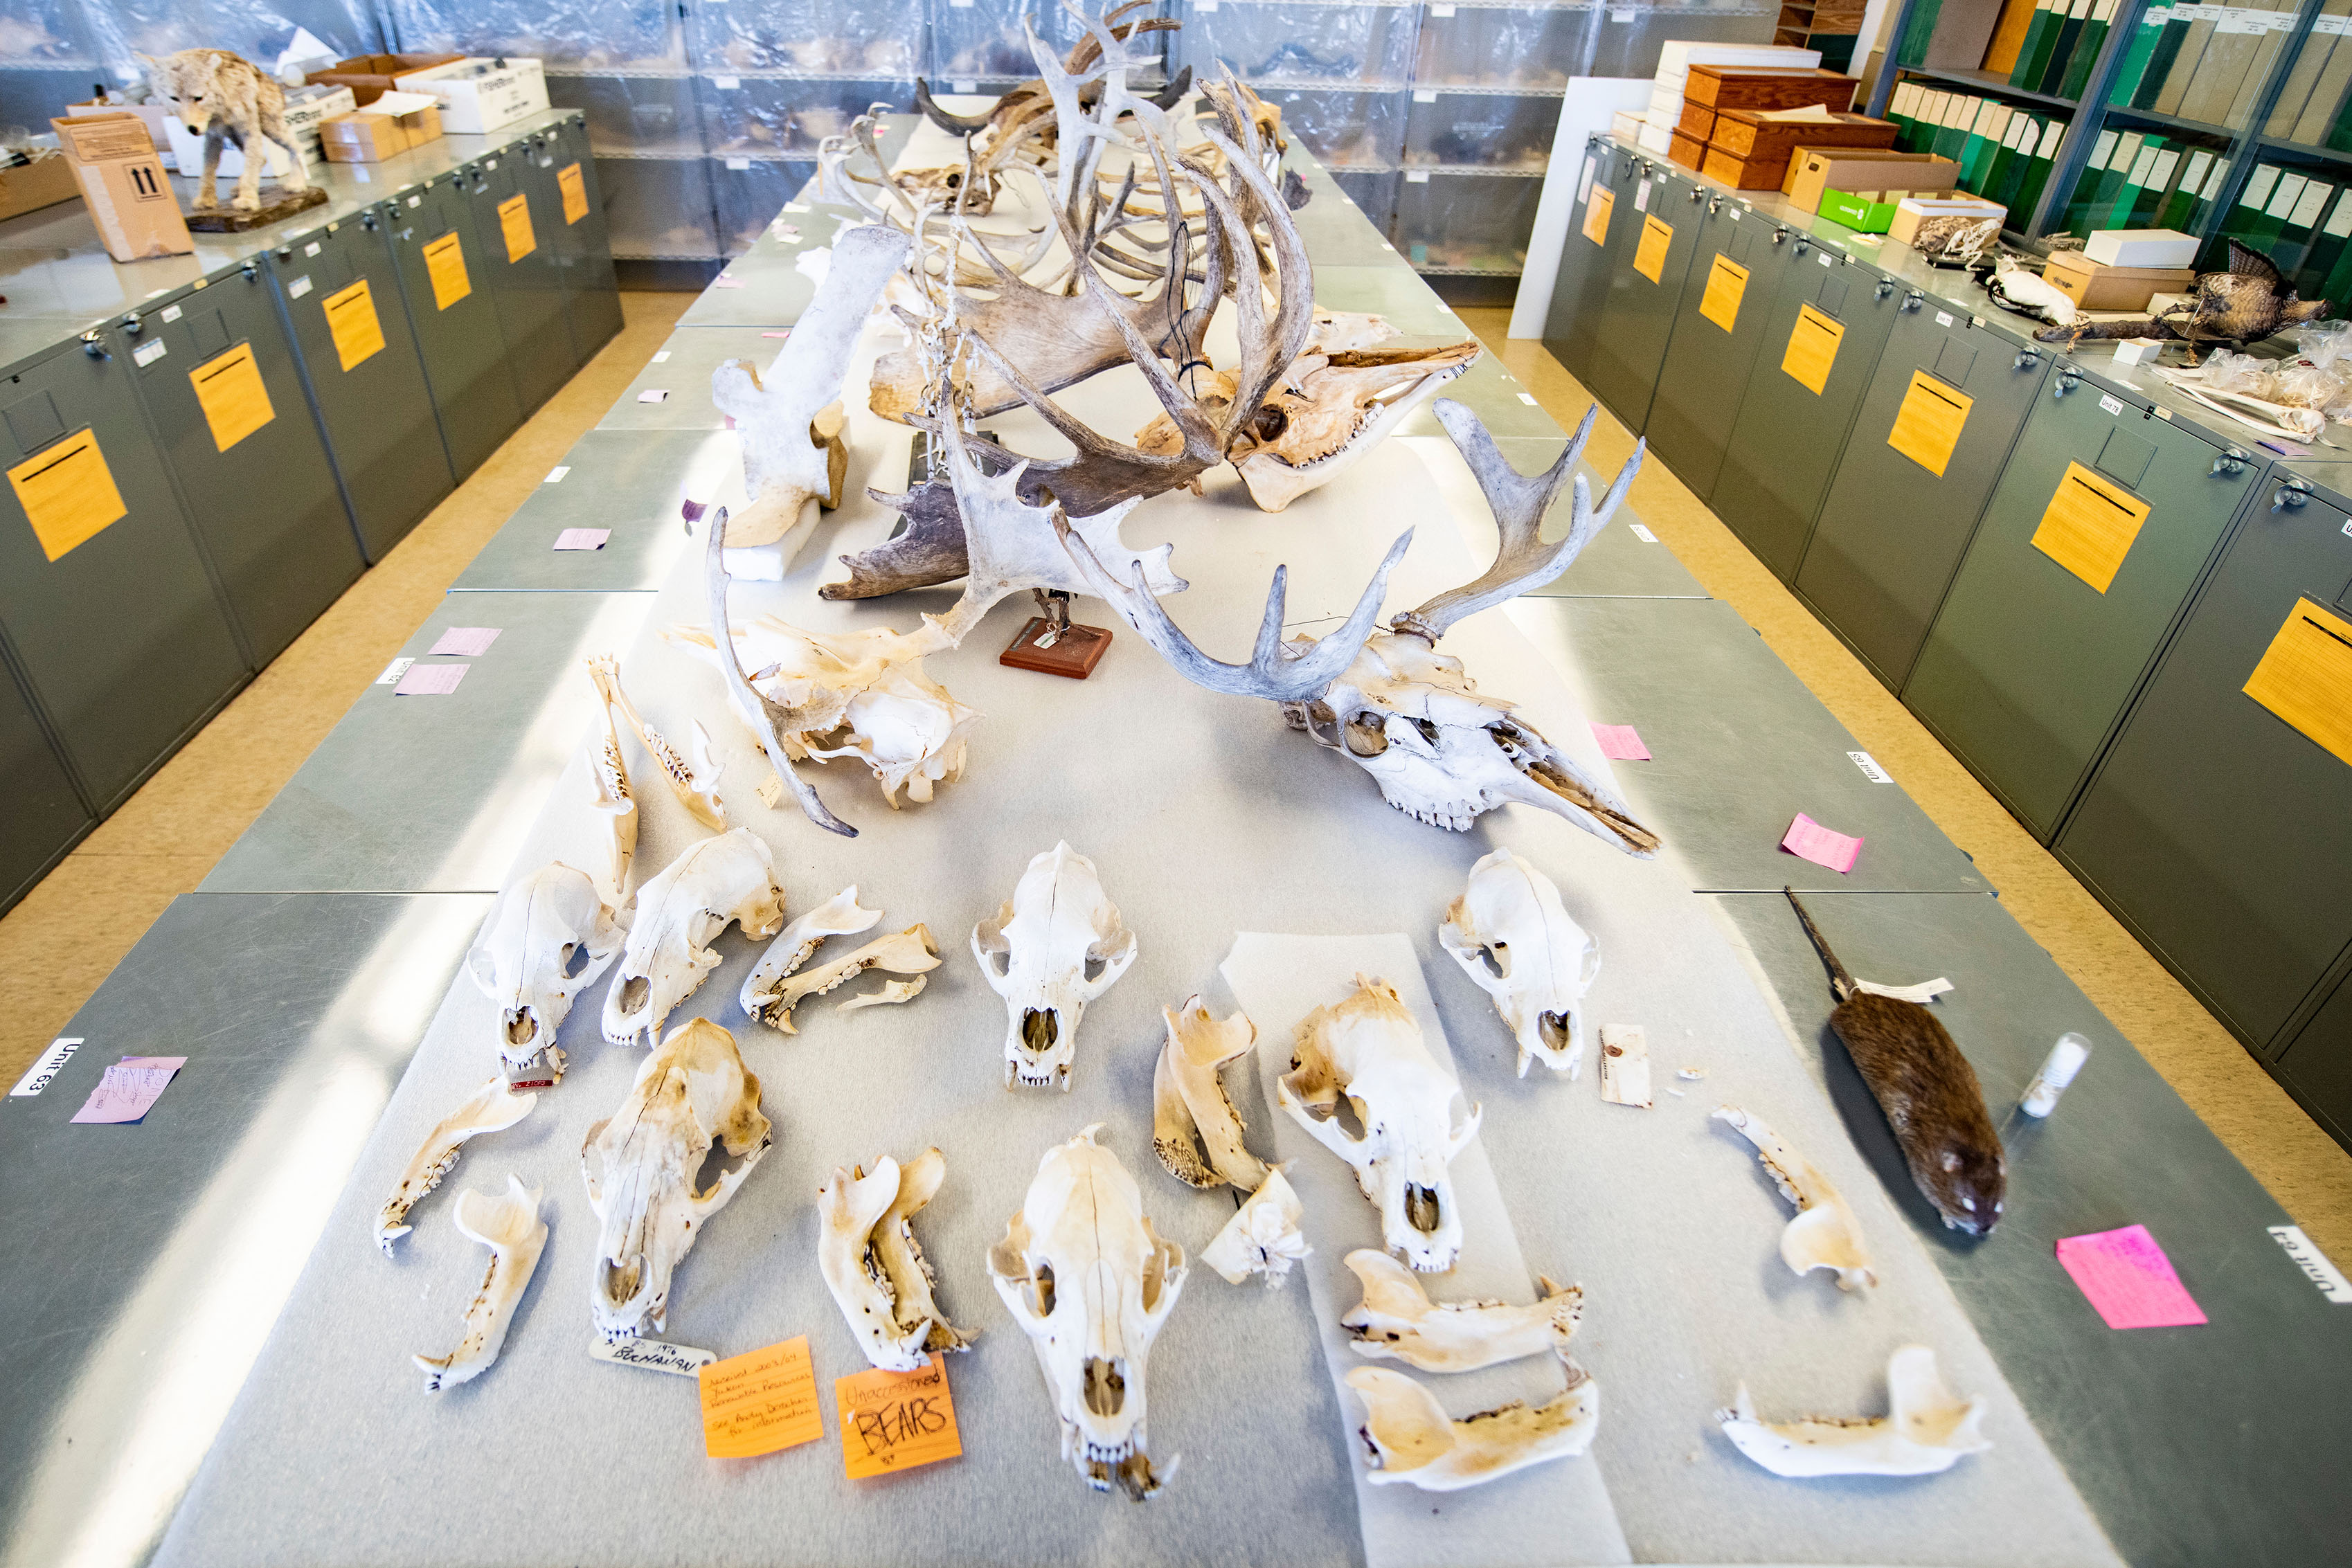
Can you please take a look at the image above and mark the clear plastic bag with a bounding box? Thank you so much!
[87,0,386,84]
[384,0,681,69]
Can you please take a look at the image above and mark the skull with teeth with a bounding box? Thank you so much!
[465,861,625,1085]
[973,841,1138,1090]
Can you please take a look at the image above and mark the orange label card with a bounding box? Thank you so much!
[700,1335,825,1459]
[2244,597,2352,768]
[499,193,537,262]
[836,1353,962,1479]
[1633,215,1673,283]
[323,279,386,372]
[1782,303,1843,395]
[1700,253,1748,332]
[423,231,472,310]
[1582,186,1613,247]
[559,162,589,224]
[190,342,274,453]
[1886,369,1972,477]
[2032,460,2151,593]
[9,429,127,561]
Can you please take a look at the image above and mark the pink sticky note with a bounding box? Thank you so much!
[395,663,468,696]
[712,276,746,289]
[428,627,500,657]
[71,1061,183,1124]
[2056,1225,2207,1329]
[760,330,791,339]
[1782,813,1863,874]
[1591,723,1651,761]
[118,1056,186,1072]
[637,388,670,404]
[554,528,610,551]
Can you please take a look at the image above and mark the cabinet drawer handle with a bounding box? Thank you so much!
[1901,290,1923,311]
[2211,448,2248,477]
[2273,481,2311,512]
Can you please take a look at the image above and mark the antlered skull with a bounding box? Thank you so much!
[1437,847,1600,1078]
[987,1125,1187,1499]
[972,842,1138,1090]
[466,861,625,1085]
[602,830,789,1047]
[1280,975,1480,1273]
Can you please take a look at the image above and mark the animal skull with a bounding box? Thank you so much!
[1226,342,1484,514]
[582,1018,771,1342]
[753,926,941,1034]
[1199,1168,1310,1288]
[415,1175,548,1392]
[972,842,1138,1090]
[1340,1249,1581,1373]
[818,1148,978,1372]
[987,1124,1187,1499]
[601,830,789,1047]
[1278,974,1480,1273]
[1716,1346,1991,1477]
[1712,1106,1876,1292]
[1151,995,1271,1190]
[376,1079,537,1254]
[1437,847,1600,1077]
[465,862,625,1085]
[1346,1365,1600,1490]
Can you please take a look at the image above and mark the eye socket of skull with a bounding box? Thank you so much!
[1345,712,1389,757]
[562,941,591,979]
[1251,404,1289,442]
[1300,701,1345,748]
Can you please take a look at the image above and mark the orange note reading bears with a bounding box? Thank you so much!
[836,1353,963,1479]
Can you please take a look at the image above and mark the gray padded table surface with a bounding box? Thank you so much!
[451,429,744,592]
[600,325,793,429]
[0,890,490,1568]
[1716,890,2352,1568]
[1509,596,1992,894]
[199,592,652,894]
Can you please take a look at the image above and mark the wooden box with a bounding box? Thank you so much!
[1710,108,1897,164]
[1670,131,1708,170]
[1676,99,1717,141]
[2044,249,2196,312]
[1684,65,1861,112]
[1701,145,1793,190]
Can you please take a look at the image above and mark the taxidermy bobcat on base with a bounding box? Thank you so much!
[139,48,311,213]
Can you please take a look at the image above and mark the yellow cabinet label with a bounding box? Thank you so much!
[1887,370,1972,477]
[1700,253,1749,332]
[9,429,127,561]
[1781,303,1844,395]
[190,342,275,453]
[1582,186,1613,247]
[423,231,472,311]
[2244,597,2352,768]
[323,279,386,372]
[499,193,537,262]
[2031,460,2152,593]
[1634,215,1673,283]
[559,162,589,225]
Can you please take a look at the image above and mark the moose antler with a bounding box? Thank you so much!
[1388,400,1642,644]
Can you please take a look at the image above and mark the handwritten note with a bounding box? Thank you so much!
[554,528,609,550]
[701,1335,825,1459]
[836,1354,962,1479]
[394,663,467,696]
[2056,1225,2207,1328]
[428,627,501,657]
[590,1337,714,1377]
[1782,813,1863,874]
[1590,723,1651,761]
[637,388,670,403]
[71,1056,185,1124]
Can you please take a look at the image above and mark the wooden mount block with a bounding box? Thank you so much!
[186,183,329,231]
[1000,616,1112,678]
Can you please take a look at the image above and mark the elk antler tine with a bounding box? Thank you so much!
[913,78,991,136]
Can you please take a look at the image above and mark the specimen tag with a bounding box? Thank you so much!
[836,1353,962,1479]
[9,429,126,561]
[71,1056,184,1124]
[701,1335,825,1458]
[1597,1024,1652,1107]
[2056,1225,2207,1329]
[591,1337,715,1377]
[1782,813,1863,874]
[190,343,275,453]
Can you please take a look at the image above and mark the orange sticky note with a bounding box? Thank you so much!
[700,1335,825,1459]
[836,1353,963,1479]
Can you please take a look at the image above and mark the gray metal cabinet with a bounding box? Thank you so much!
[1905,366,2262,841]
[467,149,582,416]
[1541,136,1624,386]
[118,270,362,669]
[267,215,455,564]
[0,653,89,912]
[1795,308,2053,688]
[539,117,625,359]
[384,177,528,483]
[1712,237,1904,578]
[2276,954,2352,1148]
[1645,204,1801,500]
[0,337,246,810]
[2056,469,2352,1060]
[1582,158,1705,431]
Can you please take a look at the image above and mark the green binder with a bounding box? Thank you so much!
[2135,2,2196,109]
[1962,102,2011,188]
[2159,147,2214,228]
[2104,134,2162,227]
[2017,116,2068,219]
[2038,0,2094,93]
[2012,0,2061,84]
[1935,95,1979,161]
[1985,112,2038,204]
[2130,143,2182,226]
[2059,0,2120,101]
[2111,0,2175,105]
[2020,0,2079,90]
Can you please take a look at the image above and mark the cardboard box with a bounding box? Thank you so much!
[320,100,442,163]
[2045,249,2196,311]
[2084,228,2198,269]
[65,100,170,153]
[48,114,190,262]
[1676,99,1716,141]
[1709,107,1897,164]
[1669,131,1707,170]
[394,57,548,134]
[305,52,463,107]
[1818,189,1899,232]
[1609,109,1644,142]
[1784,148,1960,213]
[0,150,82,222]
[1700,145,1792,190]
[160,83,354,179]
[1889,197,2007,246]
[1684,65,1860,112]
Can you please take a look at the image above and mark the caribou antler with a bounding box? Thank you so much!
[913,79,993,136]
[1389,400,1642,643]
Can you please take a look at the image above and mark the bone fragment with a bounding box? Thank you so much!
[415,1175,548,1391]
[1712,1104,1875,1292]
[840,975,927,1011]
[738,886,883,1018]
[755,926,940,1034]
[1716,1346,1991,1477]
[1347,1364,1600,1490]
[1151,995,1271,1190]
[1597,1024,1651,1108]
[377,1079,537,1254]
[819,1149,978,1372]
[1341,1249,1582,1373]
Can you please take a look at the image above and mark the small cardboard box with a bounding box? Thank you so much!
[1684,65,1860,112]
[48,114,190,261]
[0,150,82,221]
[320,100,442,162]
[64,100,171,153]
[1784,147,1960,213]
[394,57,548,134]
[2083,228,2198,269]
[306,52,463,107]
[1888,197,2007,245]
[1818,188,1899,232]
[2045,249,2195,311]
[1669,130,1707,170]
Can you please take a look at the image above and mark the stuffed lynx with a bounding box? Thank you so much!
[140,48,310,213]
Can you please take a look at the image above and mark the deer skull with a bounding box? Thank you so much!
[818,1148,979,1372]
[972,842,1138,1090]
[601,830,789,1047]
[582,1018,771,1342]
[987,1124,1187,1499]
[1279,975,1480,1273]
[465,862,625,1085]
[1437,847,1599,1077]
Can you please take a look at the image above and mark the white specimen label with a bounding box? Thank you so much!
[133,339,167,366]
[2099,393,2124,417]
[2270,1225,2352,1302]
[591,1337,716,1375]
[10,1038,80,1097]
[304,241,321,257]
[161,304,183,323]
[1630,523,1658,543]
[545,465,569,483]
[288,276,312,298]
[377,656,415,685]
[1847,750,1892,782]
[1935,310,1953,327]
[652,350,670,362]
